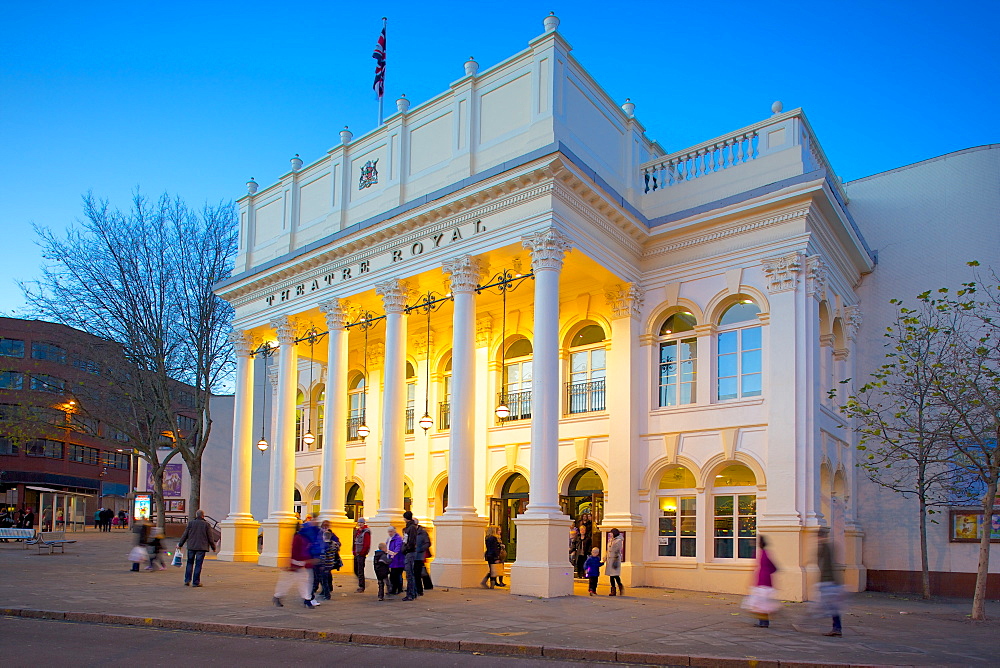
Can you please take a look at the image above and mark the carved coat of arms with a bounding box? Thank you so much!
[359,159,379,189]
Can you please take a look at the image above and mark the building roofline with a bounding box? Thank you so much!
[845,144,1000,185]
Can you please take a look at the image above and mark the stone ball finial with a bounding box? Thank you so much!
[464,57,479,78]
[621,98,635,118]
[543,11,560,32]
[290,154,303,171]
[246,178,259,195]
[396,94,410,114]
[340,126,353,145]
[771,100,783,115]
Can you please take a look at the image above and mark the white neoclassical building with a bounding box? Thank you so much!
[215,13,880,599]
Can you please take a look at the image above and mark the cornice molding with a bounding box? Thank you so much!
[643,207,810,259]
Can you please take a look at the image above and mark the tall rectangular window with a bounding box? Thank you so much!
[714,494,756,558]
[0,339,25,357]
[717,327,762,401]
[0,437,18,456]
[658,338,697,407]
[658,495,697,556]
[70,444,100,465]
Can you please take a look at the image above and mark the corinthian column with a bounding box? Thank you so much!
[435,254,488,587]
[510,226,574,598]
[369,280,408,535]
[218,330,260,562]
[258,316,299,568]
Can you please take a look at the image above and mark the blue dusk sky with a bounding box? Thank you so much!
[1,1,997,316]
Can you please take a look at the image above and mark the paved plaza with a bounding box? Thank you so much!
[1,531,997,666]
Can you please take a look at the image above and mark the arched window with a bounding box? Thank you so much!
[345,482,363,520]
[293,488,303,518]
[717,299,762,401]
[657,312,697,407]
[567,325,606,414]
[712,463,757,559]
[657,466,697,557]
[311,487,321,517]
[403,482,412,513]
[500,338,532,422]
[316,387,325,449]
[405,362,416,435]
[438,357,452,430]
[347,375,366,441]
[295,389,306,452]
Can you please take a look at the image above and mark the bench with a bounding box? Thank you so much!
[31,530,77,554]
[0,528,36,547]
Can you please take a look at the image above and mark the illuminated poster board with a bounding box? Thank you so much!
[133,493,151,521]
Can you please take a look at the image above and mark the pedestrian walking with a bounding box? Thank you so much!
[352,517,371,592]
[118,509,128,530]
[146,530,168,571]
[413,520,431,596]
[584,546,603,596]
[273,524,319,609]
[816,528,844,636]
[743,534,780,627]
[481,526,502,589]
[387,526,404,595]
[605,528,624,596]
[130,517,151,572]
[317,521,341,600]
[177,509,218,587]
[373,542,392,601]
[576,522,590,578]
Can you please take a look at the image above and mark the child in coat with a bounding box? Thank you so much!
[373,542,392,601]
[584,546,603,596]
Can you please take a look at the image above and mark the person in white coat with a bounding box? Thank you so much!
[605,528,624,596]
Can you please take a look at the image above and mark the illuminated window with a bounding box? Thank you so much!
[717,299,762,401]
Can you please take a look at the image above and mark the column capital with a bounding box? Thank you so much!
[442,254,484,294]
[761,251,804,294]
[229,330,259,358]
[270,315,300,344]
[375,279,409,314]
[522,227,571,272]
[844,305,862,340]
[318,299,350,330]
[806,254,828,300]
[604,283,644,320]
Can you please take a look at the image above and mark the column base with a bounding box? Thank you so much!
[217,516,260,563]
[257,517,298,568]
[432,513,488,588]
[509,513,574,598]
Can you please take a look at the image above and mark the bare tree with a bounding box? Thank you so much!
[922,263,1000,621]
[21,191,236,518]
[841,299,967,599]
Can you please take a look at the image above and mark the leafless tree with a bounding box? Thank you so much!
[21,191,237,521]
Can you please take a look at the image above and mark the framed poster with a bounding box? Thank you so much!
[949,509,1000,543]
[165,499,186,513]
[146,463,184,498]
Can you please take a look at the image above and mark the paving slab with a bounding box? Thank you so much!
[1,531,997,666]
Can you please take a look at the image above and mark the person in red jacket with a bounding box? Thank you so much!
[273,524,320,609]
[352,517,371,592]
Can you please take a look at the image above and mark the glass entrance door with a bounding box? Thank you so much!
[492,473,529,562]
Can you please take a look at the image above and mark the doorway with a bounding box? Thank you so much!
[490,473,528,562]
[345,483,363,520]
[560,468,604,557]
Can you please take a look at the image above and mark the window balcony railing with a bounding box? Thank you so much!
[346,412,366,441]
[565,379,606,414]
[405,408,414,435]
[438,402,451,431]
[497,390,532,424]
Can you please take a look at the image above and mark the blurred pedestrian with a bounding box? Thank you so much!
[743,535,779,627]
[147,530,168,571]
[177,509,218,587]
[816,528,843,636]
[317,521,341,600]
[273,523,319,609]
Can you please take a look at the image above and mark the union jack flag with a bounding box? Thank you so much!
[372,18,386,98]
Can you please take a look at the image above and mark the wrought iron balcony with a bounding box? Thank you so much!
[565,379,606,414]
[346,412,366,441]
[405,408,414,435]
[438,402,451,431]
[497,390,532,424]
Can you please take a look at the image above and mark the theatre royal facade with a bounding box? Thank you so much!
[215,14,873,599]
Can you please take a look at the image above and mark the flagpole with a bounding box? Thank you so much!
[377,17,386,126]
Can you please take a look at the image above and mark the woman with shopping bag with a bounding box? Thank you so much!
[742,535,780,627]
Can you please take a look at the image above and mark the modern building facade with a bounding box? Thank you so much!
[0,318,133,524]
[215,14,997,598]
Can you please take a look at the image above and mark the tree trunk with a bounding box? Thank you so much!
[153,471,166,534]
[187,458,202,519]
[971,477,997,621]
[918,496,931,599]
